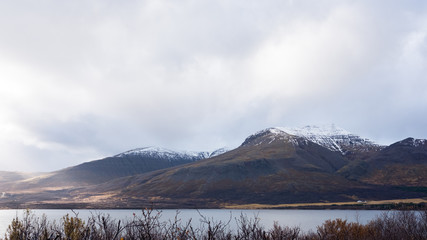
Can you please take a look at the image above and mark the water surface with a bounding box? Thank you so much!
[0,209,386,236]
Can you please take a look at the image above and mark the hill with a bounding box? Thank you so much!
[0,125,426,209]
[91,127,425,208]
[0,147,223,192]
[339,137,427,186]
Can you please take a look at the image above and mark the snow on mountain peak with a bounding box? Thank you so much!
[243,125,379,153]
[114,146,229,160]
[241,127,296,147]
[278,124,350,137]
[397,138,427,147]
[114,146,209,160]
[412,139,426,147]
[209,147,230,158]
[279,125,379,153]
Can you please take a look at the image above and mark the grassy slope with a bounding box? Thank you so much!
[224,198,427,209]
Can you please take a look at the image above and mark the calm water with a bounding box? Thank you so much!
[0,209,386,236]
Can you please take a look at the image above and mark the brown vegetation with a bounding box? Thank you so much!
[3,209,427,240]
[224,198,427,209]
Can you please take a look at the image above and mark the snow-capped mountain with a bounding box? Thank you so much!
[3,125,427,209]
[242,125,382,155]
[209,147,230,158]
[278,125,381,153]
[241,127,301,147]
[393,137,427,148]
[114,146,228,161]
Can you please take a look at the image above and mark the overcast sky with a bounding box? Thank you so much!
[1,0,426,171]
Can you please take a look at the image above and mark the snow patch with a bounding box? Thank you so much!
[114,146,208,161]
[242,127,300,147]
[244,125,380,154]
[278,124,351,137]
[401,138,427,147]
[114,146,229,161]
[209,147,230,157]
[414,139,426,147]
[274,125,378,153]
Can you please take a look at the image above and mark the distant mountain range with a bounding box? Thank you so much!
[0,146,228,191]
[0,125,426,209]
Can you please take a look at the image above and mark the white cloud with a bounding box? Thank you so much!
[0,0,426,171]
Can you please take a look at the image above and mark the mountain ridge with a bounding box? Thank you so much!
[0,125,425,209]
[88,125,426,207]
[243,125,383,157]
[0,146,229,192]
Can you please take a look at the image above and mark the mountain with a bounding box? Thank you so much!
[114,146,211,160]
[3,146,228,191]
[0,171,43,185]
[277,125,375,150]
[0,125,426,209]
[84,127,391,207]
[0,146,230,208]
[276,125,384,160]
[340,137,427,186]
[88,126,426,208]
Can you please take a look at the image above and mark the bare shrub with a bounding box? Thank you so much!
[235,213,268,240]
[85,212,125,240]
[269,222,301,240]
[5,209,51,240]
[124,208,164,240]
[368,210,427,240]
[198,210,233,240]
[163,211,196,240]
[3,209,427,240]
[420,210,427,238]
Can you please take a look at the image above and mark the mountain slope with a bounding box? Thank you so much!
[89,127,427,208]
[95,128,378,206]
[340,138,427,186]
[4,147,226,191]
[277,125,384,160]
[1,125,426,209]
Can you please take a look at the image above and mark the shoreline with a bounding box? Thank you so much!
[224,198,427,210]
[0,198,426,210]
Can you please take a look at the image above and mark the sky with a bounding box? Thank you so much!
[0,0,427,172]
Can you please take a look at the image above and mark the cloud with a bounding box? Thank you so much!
[0,0,426,171]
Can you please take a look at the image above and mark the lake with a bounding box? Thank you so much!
[0,209,387,236]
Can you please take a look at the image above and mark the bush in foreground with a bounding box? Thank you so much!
[4,209,427,240]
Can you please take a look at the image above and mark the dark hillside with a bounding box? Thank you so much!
[104,130,371,205]
[3,149,208,191]
[1,127,426,209]
[339,138,427,186]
